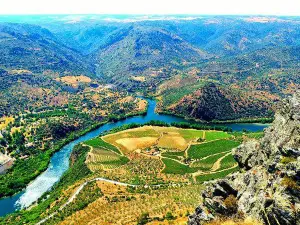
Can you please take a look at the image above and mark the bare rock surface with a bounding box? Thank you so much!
[189,92,300,225]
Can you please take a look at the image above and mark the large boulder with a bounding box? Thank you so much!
[189,92,300,225]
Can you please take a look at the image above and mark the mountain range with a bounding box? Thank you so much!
[0,15,300,120]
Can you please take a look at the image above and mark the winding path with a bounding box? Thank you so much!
[192,164,239,181]
[210,151,232,172]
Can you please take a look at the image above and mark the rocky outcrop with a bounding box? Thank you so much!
[189,92,300,225]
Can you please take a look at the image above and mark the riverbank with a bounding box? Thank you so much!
[156,108,273,125]
[0,98,269,217]
[0,107,148,200]
[0,144,92,224]
[0,121,106,199]
[210,117,273,124]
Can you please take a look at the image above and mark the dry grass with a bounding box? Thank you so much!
[116,137,158,153]
[10,69,32,74]
[102,126,205,153]
[157,132,187,150]
[55,75,91,87]
[102,126,160,152]
[138,99,147,111]
[119,96,135,103]
[205,217,263,225]
[131,76,146,82]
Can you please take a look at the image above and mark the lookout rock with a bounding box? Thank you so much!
[189,92,300,225]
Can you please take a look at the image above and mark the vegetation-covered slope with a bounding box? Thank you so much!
[93,25,210,84]
[0,23,93,75]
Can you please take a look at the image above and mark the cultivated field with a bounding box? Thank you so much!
[84,126,240,183]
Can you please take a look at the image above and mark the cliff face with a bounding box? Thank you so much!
[189,93,300,225]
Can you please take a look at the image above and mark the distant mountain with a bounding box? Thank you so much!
[199,46,300,75]
[47,23,122,55]
[156,17,300,56]
[0,23,94,75]
[92,25,210,83]
[41,16,300,88]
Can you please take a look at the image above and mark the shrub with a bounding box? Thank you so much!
[137,212,150,225]
[280,157,296,164]
[224,194,238,214]
[165,211,175,220]
[281,176,299,190]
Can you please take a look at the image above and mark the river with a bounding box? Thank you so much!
[0,98,269,217]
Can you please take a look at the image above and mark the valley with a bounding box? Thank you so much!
[0,14,299,225]
[0,97,266,224]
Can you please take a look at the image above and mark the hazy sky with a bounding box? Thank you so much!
[1,0,300,15]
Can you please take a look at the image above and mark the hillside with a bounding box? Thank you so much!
[166,83,275,121]
[156,73,278,121]
[93,25,210,86]
[0,23,93,75]
[189,92,300,225]
[0,13,299,225]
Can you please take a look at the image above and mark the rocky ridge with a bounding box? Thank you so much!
[189,92,300,225]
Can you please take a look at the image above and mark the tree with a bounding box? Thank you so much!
[0,138,7,147]
[12,131,25,148]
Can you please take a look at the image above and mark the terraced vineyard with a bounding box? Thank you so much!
[85,138,121,154]
[161,151,185,160]
[195,166,240,183]
[85,138,129,172]
[190,152,229,170]
[84,126,241,183]
[204,131,232,141]
[161,158,198,174]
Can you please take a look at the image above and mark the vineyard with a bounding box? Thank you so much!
[84,126,241,184]
[187,140,240,159]
[85,139,129,172]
